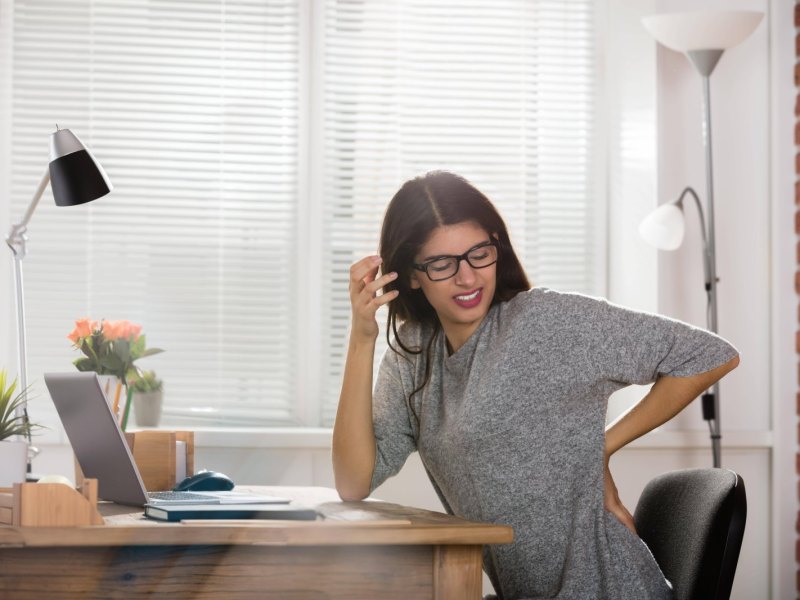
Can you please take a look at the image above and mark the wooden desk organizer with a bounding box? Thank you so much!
[126,430,195,491]
[76,430,195,492]
[0,479,103,527]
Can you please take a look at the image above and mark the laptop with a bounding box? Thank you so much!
[44,372,291,508]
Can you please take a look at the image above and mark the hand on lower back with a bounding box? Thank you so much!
[604,461,637,535]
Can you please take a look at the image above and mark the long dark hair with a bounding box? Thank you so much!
[379,171,530,425]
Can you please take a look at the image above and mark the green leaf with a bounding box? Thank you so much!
[99,353,124,372]
[0,370,44,441]
[140,348,165,358]
[99,338,113,356]
[74,357,97,372]
[0,372,14,405]
[113,339,131,364]
[130,335,146,358]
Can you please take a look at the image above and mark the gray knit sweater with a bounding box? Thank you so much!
[369,287,739,599]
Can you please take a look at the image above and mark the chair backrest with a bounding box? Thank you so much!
[633,468,747,600]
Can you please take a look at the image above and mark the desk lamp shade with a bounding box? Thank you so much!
[49,129,112,206]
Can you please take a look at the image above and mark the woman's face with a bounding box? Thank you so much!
[409,221,497,349]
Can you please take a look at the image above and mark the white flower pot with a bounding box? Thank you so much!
[96,374,128,423]
[133,389,163,427]
[96,375,123,408]
[0,440,28,487]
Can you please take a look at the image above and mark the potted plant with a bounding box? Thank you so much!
[0,370,40,487]
[129,370,164,428]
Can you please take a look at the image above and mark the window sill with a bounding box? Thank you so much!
[622,429,772,450]
[129,426,335,449]
[180,427,773,450]
[41,427,773,451]
[135,428,772,450]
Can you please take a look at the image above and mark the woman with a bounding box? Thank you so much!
[332,171,739,599]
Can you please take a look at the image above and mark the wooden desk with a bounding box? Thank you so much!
[0,486,512,599]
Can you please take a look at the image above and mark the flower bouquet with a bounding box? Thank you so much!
[68,318,164,429]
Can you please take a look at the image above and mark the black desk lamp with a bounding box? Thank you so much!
[5,126,112,475]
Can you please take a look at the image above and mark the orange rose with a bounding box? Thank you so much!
[102,320,141,341]
[127,322,142,340]
[100,320,119,340]
[67,317,95,344]
[118,320,141,341]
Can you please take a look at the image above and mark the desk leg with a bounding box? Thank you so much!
[433,545,482,600]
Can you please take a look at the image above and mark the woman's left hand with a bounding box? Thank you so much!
[604,460,637,535]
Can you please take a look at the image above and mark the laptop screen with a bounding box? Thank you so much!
[44,372,149,506]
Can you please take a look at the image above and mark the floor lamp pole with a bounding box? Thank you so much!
[703,74,722,468]
[692,48,723,468]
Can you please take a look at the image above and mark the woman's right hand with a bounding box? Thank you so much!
[349,255,399,342]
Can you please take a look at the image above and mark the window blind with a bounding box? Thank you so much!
[7,0,300,434]
[4,0,599,433]
[318,0,599,425]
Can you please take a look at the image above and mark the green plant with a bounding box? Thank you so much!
[0,370,41,442]
[129,370,163,394]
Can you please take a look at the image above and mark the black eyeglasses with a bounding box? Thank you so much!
[412,240,498,282]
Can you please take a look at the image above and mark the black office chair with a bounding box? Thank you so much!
[633,468,747,600]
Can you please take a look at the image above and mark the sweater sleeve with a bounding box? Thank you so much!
[573,294,740,386]
[369,345,418,494]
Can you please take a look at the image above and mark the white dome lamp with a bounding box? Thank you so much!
[638,186,711,284]
[640,10,762,468]
[638,200,685,252]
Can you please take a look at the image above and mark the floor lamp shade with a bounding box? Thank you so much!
[641,10,764,53]
[49,129,112,206]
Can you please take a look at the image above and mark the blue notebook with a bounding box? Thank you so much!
[144,503,318,522]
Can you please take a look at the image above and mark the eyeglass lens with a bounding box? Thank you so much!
[426,244,497,281]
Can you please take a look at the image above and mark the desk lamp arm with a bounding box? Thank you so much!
[5,167,51,454]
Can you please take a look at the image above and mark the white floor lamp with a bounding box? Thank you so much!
[5,127,112,475]
[639,10,762,468]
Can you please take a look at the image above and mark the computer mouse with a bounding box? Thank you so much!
[173,470,235,492]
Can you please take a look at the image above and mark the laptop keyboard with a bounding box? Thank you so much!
[147,491,218,502]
